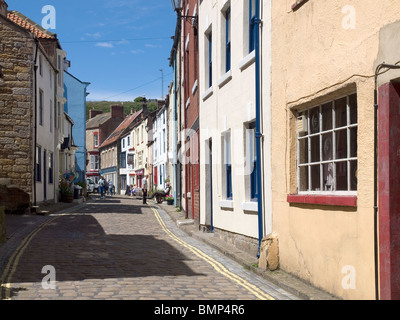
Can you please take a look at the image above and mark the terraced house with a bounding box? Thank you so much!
[99,108,143,194]
[0,1,76,207]
[271,0,400,299]
[197,0,272,258]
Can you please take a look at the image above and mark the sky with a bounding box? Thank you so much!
[6,0,177,101]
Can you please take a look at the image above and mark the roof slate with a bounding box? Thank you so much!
[100,110,143,148]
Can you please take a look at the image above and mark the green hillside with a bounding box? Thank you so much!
[86,98,159,120]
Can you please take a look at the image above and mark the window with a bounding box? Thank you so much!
[36,146,41,182]
[206,31,212,88]
[223,131,232,199]
[127,154,134,166]
[160,165,163,186]
[225,7,231,72]
[122,138,125,149]
[127,136,130,146]
[94,134,99,148]
[163,129,166,153]
[245,121,258,201]
[50,100,53,133]
[90,155,99,170]
[120,152,126,168]
[57,55,61,86]
[39,90,44,126]
[249,0,256,53]
[48,152,53,184]
[57,102,61,129]
[297,93,358,193]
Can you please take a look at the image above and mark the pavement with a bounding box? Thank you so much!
[0,193,339,300]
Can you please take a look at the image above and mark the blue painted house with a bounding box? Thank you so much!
[63,71,90,183]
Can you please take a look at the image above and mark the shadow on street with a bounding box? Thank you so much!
[5,201,204,298]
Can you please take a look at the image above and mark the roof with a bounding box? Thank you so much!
[86,112,112,129]
[7,10,57,40]
[100,110,143,149]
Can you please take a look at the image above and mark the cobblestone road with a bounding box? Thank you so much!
[0,196,299,301]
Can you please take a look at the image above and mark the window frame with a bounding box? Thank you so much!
[48,152,53,184]
[39,90,44,126]
[296,93,358,196]
[208,31,213,88]
[120,152,127,169]
[223,130,233,200]
[249,0,256,53]
[225,7,231,72]
[94,134,99,148]
[36,146,41,182]
[248,121,258,201]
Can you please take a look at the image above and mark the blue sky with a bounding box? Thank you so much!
[6,0,177,101]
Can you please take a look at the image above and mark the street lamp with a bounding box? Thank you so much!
[171,0,183,12]
[171,0,198,26]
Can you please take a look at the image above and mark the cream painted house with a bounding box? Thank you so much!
[198,0,272,256]
[271,0,400,300]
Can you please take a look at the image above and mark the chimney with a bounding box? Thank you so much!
[89,109,103,119]
[0,0,8,17]
[111,105,124,119]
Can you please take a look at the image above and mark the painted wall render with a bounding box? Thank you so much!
[271,0,400,299]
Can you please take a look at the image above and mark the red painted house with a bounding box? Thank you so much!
[181,0,200,224]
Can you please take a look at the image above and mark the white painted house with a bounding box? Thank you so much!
[119,132,135,194]
[198,0,272,256]
[152,105,168,191]
[35,44,58,203]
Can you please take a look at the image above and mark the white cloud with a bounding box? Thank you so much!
[130,49,145,54]
[145,44,162,48]
[96,42,114,48]
[85,32,102,39]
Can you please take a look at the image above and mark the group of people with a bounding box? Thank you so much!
[126,184,139,197]
[97,174,171,205]
[98,176,114,199]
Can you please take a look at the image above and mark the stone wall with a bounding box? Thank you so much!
[0,15,35,200]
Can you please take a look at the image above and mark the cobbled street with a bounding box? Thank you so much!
[0,196,300,301]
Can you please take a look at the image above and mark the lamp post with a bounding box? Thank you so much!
[171,0,182,12]
[171,0,198,24]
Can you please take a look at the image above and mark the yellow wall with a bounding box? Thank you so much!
[270,0,400,299]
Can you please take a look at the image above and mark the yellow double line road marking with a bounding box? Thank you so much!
[150,205,274,300]
[0,217,59,300]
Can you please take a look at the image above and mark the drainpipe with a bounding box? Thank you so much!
[33,38,39,207]
[255,0,263,258]
[173,55,178,207]
[373,61,400,300]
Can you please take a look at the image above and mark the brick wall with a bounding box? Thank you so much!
[0,15,35,199]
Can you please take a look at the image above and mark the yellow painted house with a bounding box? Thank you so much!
[270,0,400,299]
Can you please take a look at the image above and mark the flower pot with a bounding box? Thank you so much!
[62,194,74,203]
[167,199,174,205]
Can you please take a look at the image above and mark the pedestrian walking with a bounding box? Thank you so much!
[142,174,148,204]
[98,176,105,199]
[108,179,113,196]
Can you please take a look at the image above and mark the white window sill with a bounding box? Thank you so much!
[238,50,255,71]
[218,70,232,89]
[219,199,233,209]
[241,201,258,212]
[202,86,213,101]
